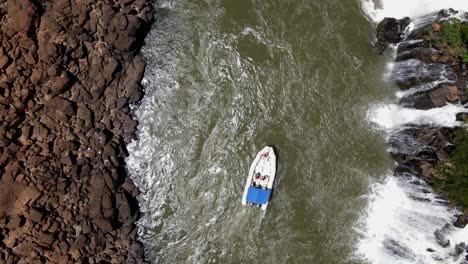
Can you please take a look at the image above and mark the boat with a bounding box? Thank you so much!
[241,146,277,210]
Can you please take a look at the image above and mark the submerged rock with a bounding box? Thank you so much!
[434,224,451,248]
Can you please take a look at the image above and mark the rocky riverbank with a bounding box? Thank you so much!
[375,9,468,259]
[0,0,152,262]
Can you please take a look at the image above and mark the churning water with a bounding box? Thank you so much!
[127,0,468,263]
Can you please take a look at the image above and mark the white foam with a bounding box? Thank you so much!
[367,103,468,131]
[361,0,468,22]
[356,175,468,264]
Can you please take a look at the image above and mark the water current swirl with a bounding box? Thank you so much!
[127,0,468,263]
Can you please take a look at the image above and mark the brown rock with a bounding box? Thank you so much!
[116,192,131,222]
[19,125,31,144]
[50,73,70,93]
[430,87,450,107]
[454,214,468,228]
[94,218,114,233]
[0,55,11,69]
[32,124,48,142]
[28,208,44,223]
[437,55,450,64]
[0,0,152,260]
[0,183,19,217]
[446,94,460,102]
[76,103,92,125]
[431,23,441,32]
[430,53,441,63]
[114,34,135,52]
[446,85,458,95]
[8,185,41,215]
[60,153,74,166]
[122,179,135,195]
[71,234,87,250]
[420,162,434,179]
[48,96,75,116]
[37,232,55,248]
[101,191,113,209]
[6,215,23,229]
[6,0,38,34]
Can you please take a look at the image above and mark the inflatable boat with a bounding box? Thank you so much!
[241,146,277,210]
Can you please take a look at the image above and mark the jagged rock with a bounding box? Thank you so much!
[27,208,44,223]
[122,179,136,196]
[93,218,114,233]
[50,72,71,93]
[0,0,152,261]
[455,242,466,257]
[32,124,49,142]
[37,232,55,248]
[5,0,39,34]
[0,55,11,69]
[432,23,441,32]
[48,97,75,116]
[375,17,411,54]
[434,224,451,248]
[71,234,87,250]
[454,214,468,228]
[116,192,131,222]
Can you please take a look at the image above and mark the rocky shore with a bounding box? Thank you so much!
[0,0,152,262]
[375,9,468,260]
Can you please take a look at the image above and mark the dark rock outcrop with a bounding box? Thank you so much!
[0,0,153,262]
[374,17,411,54]
[454,214,468,228]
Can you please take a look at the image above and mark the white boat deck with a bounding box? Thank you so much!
[241,146,277,210]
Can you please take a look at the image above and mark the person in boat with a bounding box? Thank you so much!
[255,172,260,179]
[261,175,266,181]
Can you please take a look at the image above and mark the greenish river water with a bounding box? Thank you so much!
[127,0,468,263]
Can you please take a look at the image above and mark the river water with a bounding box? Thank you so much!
[127,0,468,263]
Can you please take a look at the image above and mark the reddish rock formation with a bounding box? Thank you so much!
[0,0,152,262]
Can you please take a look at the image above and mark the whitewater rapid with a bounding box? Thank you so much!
[361,0,468,22]
[357,1,468,263]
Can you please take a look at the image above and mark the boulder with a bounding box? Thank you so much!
[6,0,38,34]
[50,73,71,93]
[93,218,114,233]
[32,124,49,142]
[48,97,75,116]
[375,17,411,54]
[454,214,468,228]
[116,192,131,222]
[431,22,441,32]
[434,224,451,248]
[71,234,87,250]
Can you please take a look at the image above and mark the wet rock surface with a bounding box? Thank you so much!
[374,17,411,54]
[377,9,468,259]
[0,0,152,262]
